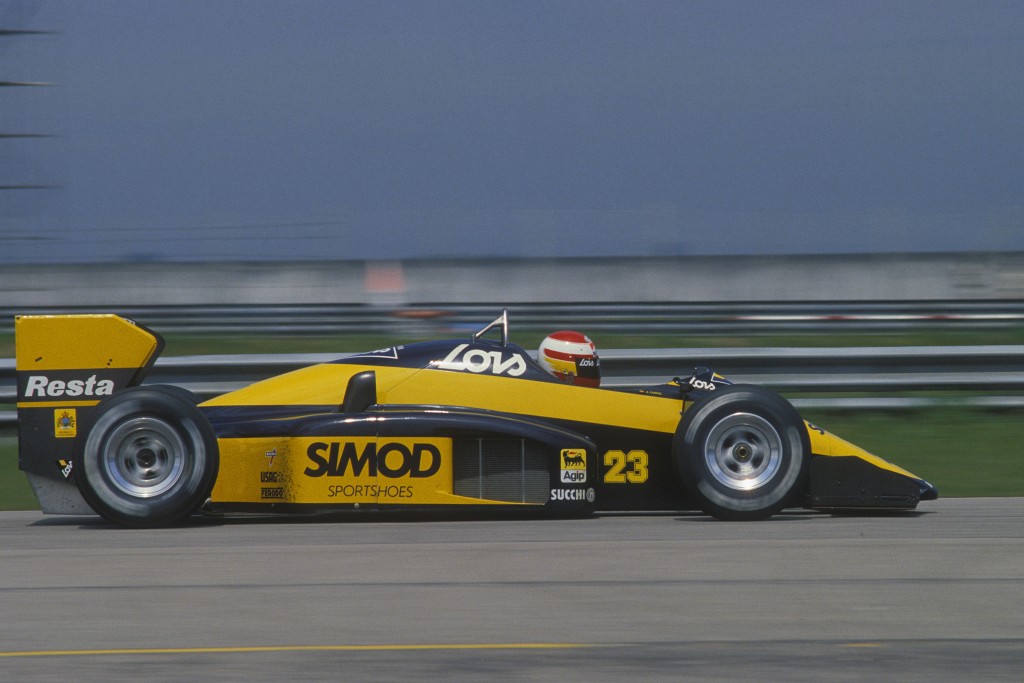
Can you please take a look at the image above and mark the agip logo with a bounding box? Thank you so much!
[560,448,587,483]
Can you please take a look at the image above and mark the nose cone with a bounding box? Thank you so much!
[805,423,939,508]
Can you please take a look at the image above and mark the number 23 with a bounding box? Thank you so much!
[603,450,649,484]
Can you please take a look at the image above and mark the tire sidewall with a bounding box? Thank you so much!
[74,386,219,527]
[673,385,810,520]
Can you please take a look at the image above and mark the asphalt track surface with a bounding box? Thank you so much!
[2,498,1022,682]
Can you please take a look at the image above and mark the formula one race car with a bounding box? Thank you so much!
[14,312,937,527]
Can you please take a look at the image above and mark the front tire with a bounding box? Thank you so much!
[74,386,219,527]
[673,385,810,520]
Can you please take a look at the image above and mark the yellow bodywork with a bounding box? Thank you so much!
[203,361,684,506]
[806,424,920,479]
[15,314,161,408]
[202,360,926,504]
[211,435,539,506]
[201,362,684,434]
[15,314,159,371]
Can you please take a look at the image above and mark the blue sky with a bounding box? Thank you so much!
[2,0,1023,262]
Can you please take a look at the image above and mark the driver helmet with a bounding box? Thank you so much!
[538,331,600,388]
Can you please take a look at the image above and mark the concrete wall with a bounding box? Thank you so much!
[2,253,1022,307]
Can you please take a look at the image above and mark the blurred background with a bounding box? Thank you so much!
[3,1,1023,268]
[2,1,1024,502]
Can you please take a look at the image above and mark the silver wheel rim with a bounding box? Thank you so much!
[703,412,783,491]
[102,416,186,497]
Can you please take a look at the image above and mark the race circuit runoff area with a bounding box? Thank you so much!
[1,497,1022,682]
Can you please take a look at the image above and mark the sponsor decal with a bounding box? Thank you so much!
[683,368,730,393]
[560,448,587,483]
[265,448,278,467]
[352,346,400,359]
[550,487,596,502]
[211,436,453,506]
[57,459,73,479]
[304,441,442,479]
[24,375,115,399]
[688,377,717,391]
[431,344,528,376]
[327,484,414,499]
[603,450,650,484]
[54,409,77,438]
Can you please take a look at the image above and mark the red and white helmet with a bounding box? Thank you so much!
[538,331,600,388]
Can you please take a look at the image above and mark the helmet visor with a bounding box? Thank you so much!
[573,354,601,385]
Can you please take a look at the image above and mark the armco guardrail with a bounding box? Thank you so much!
[3,345,1024,425]
[3,300,1024,336]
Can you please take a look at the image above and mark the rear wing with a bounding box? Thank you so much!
[15,315,164,513]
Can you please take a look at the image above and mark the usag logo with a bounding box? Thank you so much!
[560,449,586,483]
[54,409,77,438]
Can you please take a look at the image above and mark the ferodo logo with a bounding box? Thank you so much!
[432,343,527,376]
[304,441,442,478]
[23,375,115,398]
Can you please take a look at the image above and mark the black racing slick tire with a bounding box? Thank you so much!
[673,385,810,521]
[74,386,219,527]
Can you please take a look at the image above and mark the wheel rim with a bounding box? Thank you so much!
[101,417,187,498]
[703,412,783,491]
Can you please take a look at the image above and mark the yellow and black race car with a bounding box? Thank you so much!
[14,311,937,527]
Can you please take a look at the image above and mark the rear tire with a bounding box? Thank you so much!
[74,386,219,527]
[673,385,809,520]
